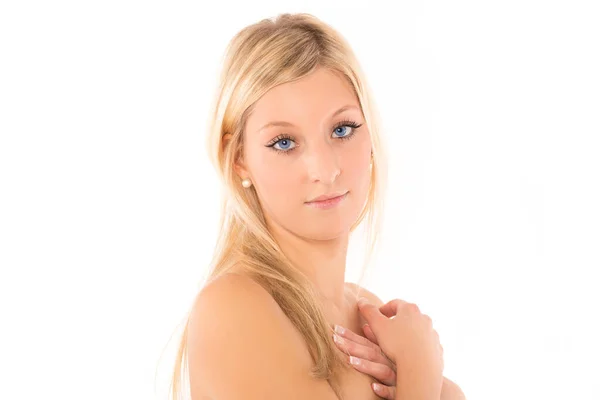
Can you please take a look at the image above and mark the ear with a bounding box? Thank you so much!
[223,133,249,179]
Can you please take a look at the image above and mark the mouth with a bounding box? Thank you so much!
[305,191,349,209]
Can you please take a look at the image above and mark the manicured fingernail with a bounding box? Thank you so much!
[349,356,360,366]
[334,324,345,335]
[333,333,344,345]
[372,382,383,391]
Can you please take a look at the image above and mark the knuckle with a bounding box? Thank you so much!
[367,347,378,359]
[407,303,420,313]
[384,365,396,381]
[345,340,357,352]
[393,298,406,307]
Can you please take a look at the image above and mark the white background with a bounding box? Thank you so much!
[1,1,599,399]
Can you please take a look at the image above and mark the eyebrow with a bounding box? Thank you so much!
[257,104,361,133]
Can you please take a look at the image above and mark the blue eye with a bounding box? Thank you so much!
[331,120,362,140]
[333,126,351,137]
[273,138,296,151]
[265,120,363,155]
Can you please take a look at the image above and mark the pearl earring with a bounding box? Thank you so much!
[241,178,252,188]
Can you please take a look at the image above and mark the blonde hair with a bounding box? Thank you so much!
[167,12,388,399]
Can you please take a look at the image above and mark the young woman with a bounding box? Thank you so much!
[170,13,465,400]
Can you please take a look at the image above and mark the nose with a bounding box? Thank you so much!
[305,143,341,184]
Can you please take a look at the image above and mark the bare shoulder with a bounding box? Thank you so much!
[441,376,467,399]
[187,273,339,400]
[344,282,385,307]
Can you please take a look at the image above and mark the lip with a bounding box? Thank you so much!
[305,191,348,209]
[306,191,348,203]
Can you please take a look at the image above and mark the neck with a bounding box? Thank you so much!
[265,218,350,313]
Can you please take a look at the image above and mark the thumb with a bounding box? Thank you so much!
[357,298,386,335]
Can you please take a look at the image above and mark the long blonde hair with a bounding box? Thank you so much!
[167,12,388,399]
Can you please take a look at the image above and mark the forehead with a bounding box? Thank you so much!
[246,68,361,132]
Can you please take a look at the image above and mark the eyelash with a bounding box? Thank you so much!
[266,119,363,155]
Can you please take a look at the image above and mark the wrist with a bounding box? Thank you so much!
[395,370,442,400]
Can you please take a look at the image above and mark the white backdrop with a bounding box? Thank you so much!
[1,1,599,399]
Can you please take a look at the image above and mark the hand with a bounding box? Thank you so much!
[332,323,397,399]
[357,298,445,398]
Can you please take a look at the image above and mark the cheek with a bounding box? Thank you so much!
[344,139,372,184]
[261,168,296,193]
[251,157,300,205]
[346,161,371,201]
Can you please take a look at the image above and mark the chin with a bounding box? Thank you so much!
[269,192,366,240]
[303,228,349,241]
[297,216,355,241]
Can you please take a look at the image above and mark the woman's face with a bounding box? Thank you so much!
[237,67,372,240]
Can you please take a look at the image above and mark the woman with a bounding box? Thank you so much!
[170,13,465,399]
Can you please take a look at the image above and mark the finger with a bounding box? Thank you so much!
[362,323,379,345]
[357,298,387,333]
[348,356,396,386]
[372,382,396,400]
[361,324,396,372]
[378,299,409,318]
[334,325,379,350]
[334,334,394,370]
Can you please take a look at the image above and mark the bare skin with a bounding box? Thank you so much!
[218,66,466,398]
[231,66,372,317]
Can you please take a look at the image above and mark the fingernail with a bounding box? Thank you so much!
[334,324,345,335]
[372,382,383,392]
[357,297,369,306]
[333,333,344,345]
[349,356,360,366]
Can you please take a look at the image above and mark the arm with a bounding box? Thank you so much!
[187,273,339,400]
[347,282,466,400]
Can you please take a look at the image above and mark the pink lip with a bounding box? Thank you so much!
[307,191,348,202]
[305,192,348,209]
